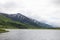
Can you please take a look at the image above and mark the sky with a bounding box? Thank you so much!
[0,0,60,27]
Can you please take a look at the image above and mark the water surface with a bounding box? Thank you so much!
[0,29,60,40]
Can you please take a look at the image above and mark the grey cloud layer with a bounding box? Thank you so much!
[0,0,60,27]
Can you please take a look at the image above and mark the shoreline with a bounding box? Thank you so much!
[0,29,8,33]
[0,28,60,33]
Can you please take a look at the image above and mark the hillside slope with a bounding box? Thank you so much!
[0,14,40,29]
[2,13,53,28]
[0,13,54,29]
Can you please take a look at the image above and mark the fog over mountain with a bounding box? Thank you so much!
[0,0,60,27]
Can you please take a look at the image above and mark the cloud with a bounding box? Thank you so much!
[0,0,25,13]
[52,0,60,4]
[0,0,60,27]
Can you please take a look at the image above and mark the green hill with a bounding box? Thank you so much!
[0,14,39,29]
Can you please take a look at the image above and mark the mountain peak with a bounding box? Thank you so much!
[17,13,20,15]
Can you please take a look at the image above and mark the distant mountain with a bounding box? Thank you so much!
[0,13,53,29]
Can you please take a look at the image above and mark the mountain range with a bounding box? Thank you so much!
[0,13,53,29]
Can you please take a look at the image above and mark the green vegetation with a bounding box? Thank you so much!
[0,28,8,33]
[0,14,41,33]
[0,14,40,29]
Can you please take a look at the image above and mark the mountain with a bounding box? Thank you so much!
[0,13,40,29]
[0,13,53,29]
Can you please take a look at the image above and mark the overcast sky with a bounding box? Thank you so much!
[0,0,60,27]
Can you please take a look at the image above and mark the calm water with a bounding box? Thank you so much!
[0,29,60,40]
